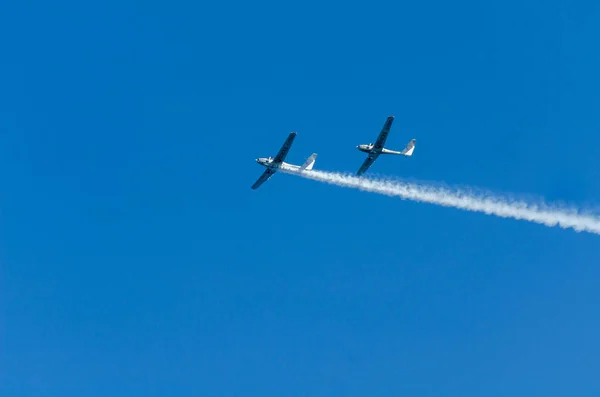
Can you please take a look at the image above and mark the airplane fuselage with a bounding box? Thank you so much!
[357,144,374,153]
[356,144,402,155]
[256,157,277,167]
[255,157,304,171]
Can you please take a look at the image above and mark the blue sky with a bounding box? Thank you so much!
[1,0,600,395]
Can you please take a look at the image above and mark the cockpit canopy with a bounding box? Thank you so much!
[256,156,274,163]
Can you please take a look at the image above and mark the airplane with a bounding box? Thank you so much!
[251,132,317,189]
[356,116,416,176]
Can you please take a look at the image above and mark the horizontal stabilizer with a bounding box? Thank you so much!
[401,139,416,156]
[300,153,317,171]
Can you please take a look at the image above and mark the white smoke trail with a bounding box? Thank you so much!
[282,168,600,235]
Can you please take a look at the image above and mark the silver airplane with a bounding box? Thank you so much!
[356,116,416,176]
[251,132,317,189]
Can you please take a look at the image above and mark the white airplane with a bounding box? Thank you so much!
[251,132,317,189]
[356,116,416,176]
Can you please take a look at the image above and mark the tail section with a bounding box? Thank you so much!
[401,139,416,156]
[300,153,317,171]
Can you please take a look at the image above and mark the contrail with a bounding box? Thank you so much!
[282,168,600,235]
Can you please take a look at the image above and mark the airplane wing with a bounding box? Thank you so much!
[272,132,297,164]
[251,168,276,189]
[374,116,395,149]
[357,153,380,176]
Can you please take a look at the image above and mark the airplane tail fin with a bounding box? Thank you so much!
[401,139,416,156]
[300,153,317,171]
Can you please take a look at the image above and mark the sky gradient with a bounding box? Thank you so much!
[1,1,600,396]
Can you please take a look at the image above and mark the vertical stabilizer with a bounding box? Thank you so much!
[300,153,318,171]
[401,139,416,156]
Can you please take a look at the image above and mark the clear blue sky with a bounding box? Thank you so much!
[1,1,600,396]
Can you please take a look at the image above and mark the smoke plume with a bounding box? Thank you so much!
[283,168,600,235]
